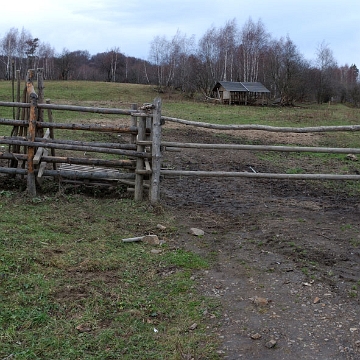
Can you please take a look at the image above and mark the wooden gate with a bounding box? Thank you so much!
[0,70,162,203]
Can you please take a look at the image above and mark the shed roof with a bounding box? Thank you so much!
[214,81,270,93]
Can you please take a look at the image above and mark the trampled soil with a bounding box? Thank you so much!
[160,125,360,359]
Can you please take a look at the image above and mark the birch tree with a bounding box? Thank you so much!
[149,35,169,89]
[37,42,55,79]
[218,19,237,81]
[108,47,121,82]
[169,30,195,91]
[197,25,222,94]
[239,18,270,82]
[1,28,18,79]
[16,28,33,78]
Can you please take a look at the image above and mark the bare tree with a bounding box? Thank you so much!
[149,35,170,89]
[1,28,18,79]
[37,42,56,79]
[267,36,307,105]
[169,30,196,91]
[16,28,33,78]
[197,25,223,94]
[218,19,237,81]
[149,31,195,91]
[55,48,74,80]
[238,18,270,82]
[314,41,337,103]
[108,47,121,82]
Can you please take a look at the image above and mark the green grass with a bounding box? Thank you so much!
[0,191,221,359]
[2,80,360,126]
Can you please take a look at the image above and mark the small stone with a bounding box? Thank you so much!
[189,228,204,236]
[251,296,269,306]
[313,297,321,304]
[265,339,277,349]
[189,323,198,330]
[350,328,358,333]
[157,224,167,231]
[347,154,358,161]
[76,324,91,333]
[150,249,162,254]
[143,235,160,245]
[355,340,360,347]
[251,333,262,340]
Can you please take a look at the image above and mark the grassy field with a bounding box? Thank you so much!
[0,81,225,359]
[0,191,221,359]
[1,80,360,358]
[2,80,360,127]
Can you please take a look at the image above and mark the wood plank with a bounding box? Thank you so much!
[34,128,50,164]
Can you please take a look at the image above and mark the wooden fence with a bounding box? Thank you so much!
[155,116,360,181]
[0,69,162,203]
[1,70,360,205]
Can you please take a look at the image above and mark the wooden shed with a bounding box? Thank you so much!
[213,81,270,105]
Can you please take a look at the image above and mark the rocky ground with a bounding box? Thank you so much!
[160,125,360,359]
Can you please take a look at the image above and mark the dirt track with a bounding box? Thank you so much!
[161,125,360,359]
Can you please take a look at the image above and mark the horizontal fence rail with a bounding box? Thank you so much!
[0,137,151,158]
[160,170,360,181]
[0,152,135,168]
[0,118,139,134]
[162,116,360,133]
[140,140,360,155]
[0,101,151,117]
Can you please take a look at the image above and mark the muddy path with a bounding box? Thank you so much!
[161,125,360,359]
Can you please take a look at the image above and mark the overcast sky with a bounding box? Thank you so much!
[1,0,359,67]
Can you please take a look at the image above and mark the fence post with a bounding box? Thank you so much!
[135,116,146,201]
[46,99,57,170]
[26,70,38,196]
[36,68,44,137]
[150,97,162,204]
[130,103,137,144]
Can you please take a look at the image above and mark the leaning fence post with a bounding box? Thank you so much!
[46,99,57,171]
[150,97,162,204]
[26,70,38,196]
